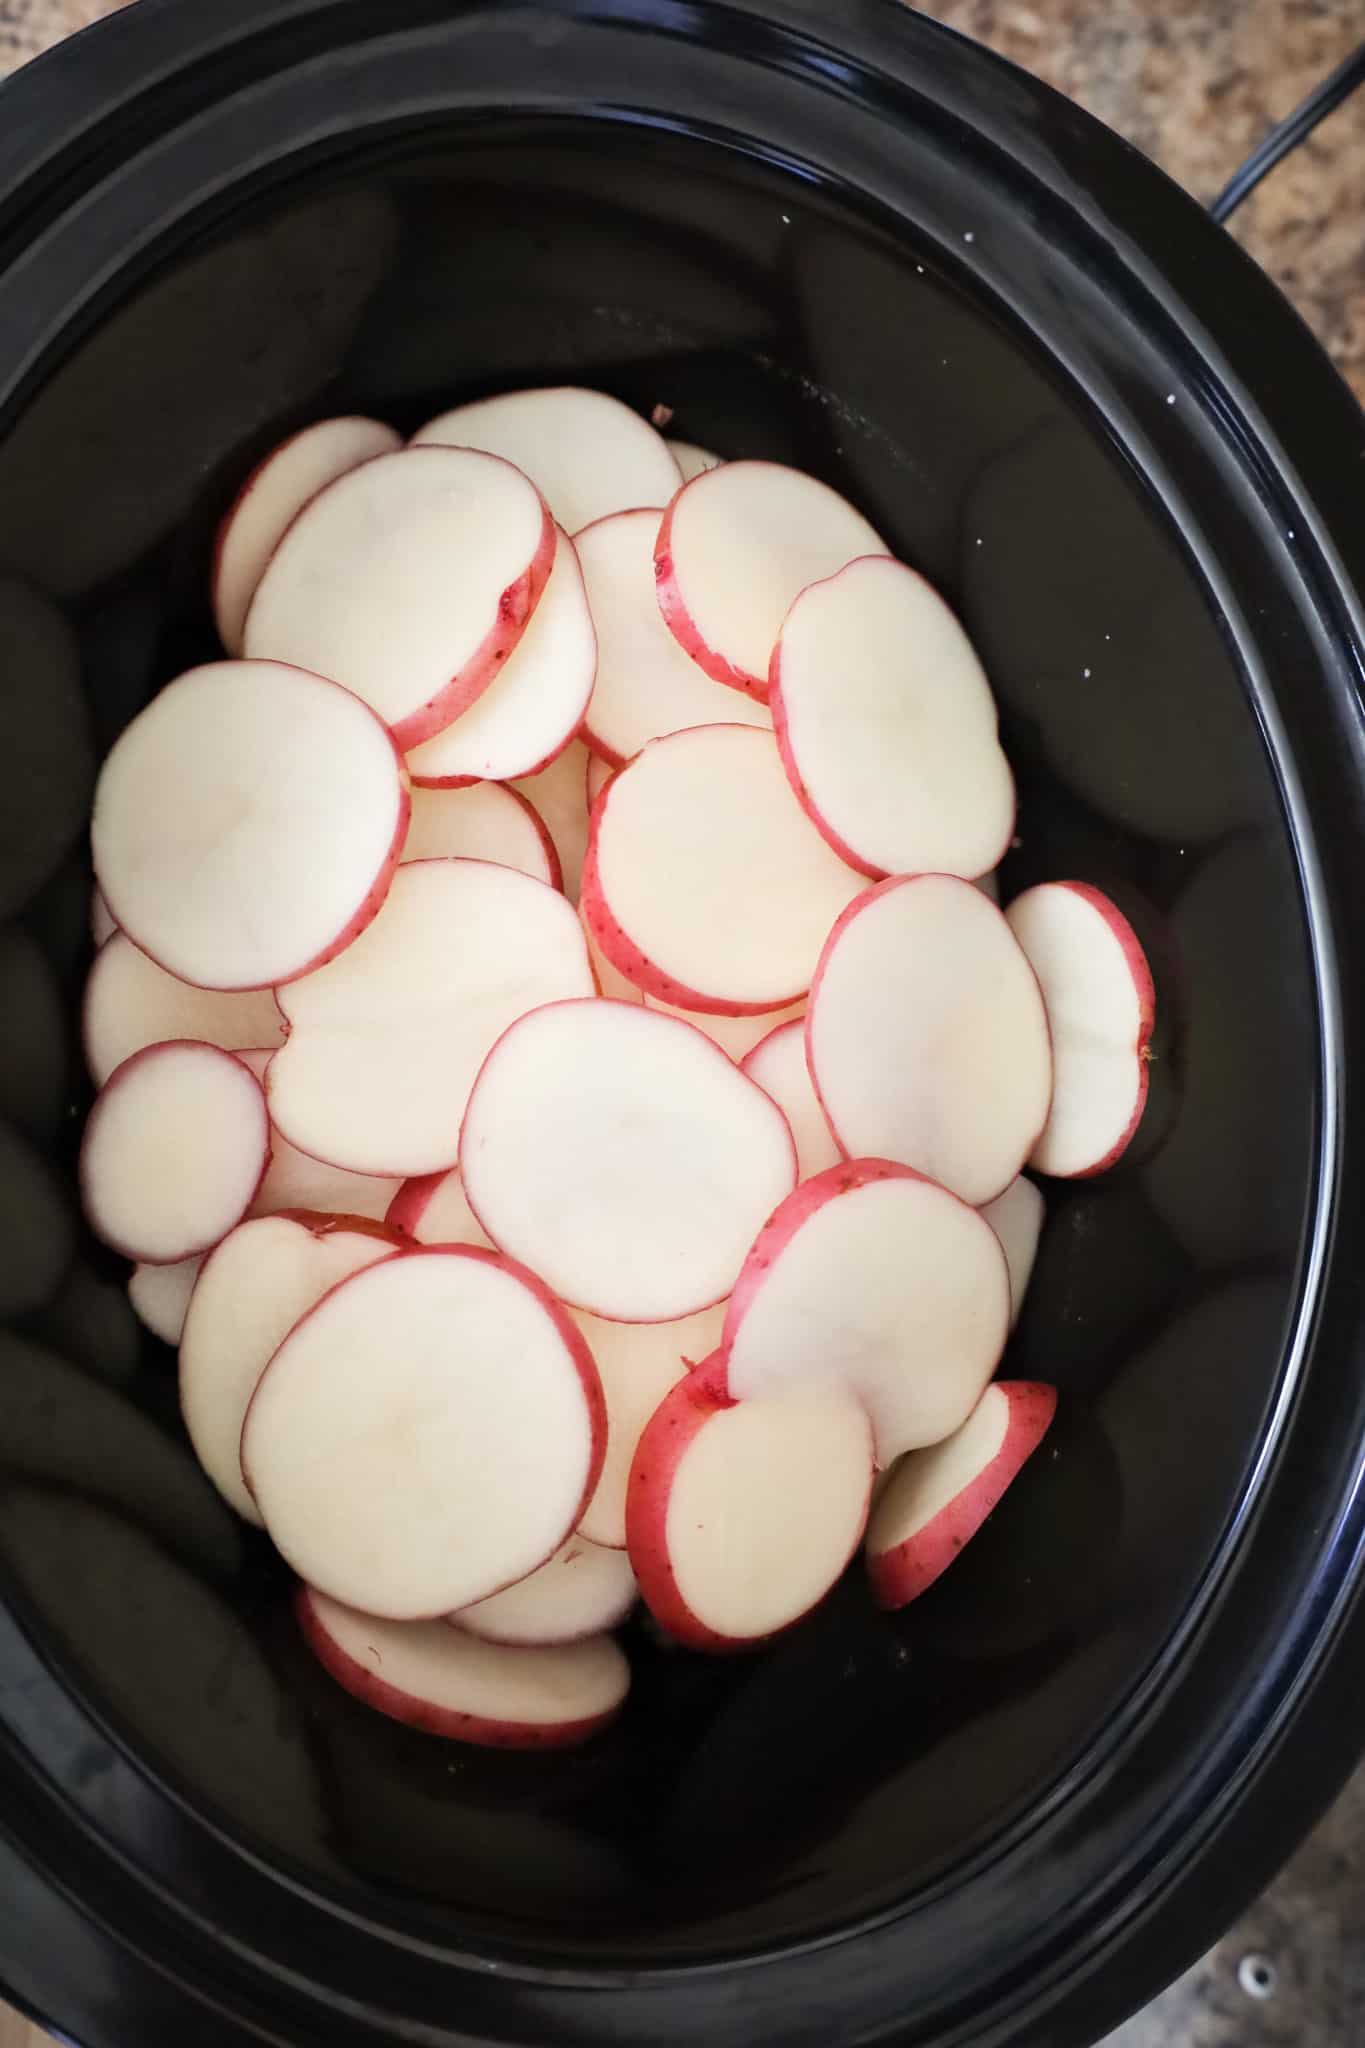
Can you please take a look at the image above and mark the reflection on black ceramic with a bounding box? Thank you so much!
[0,577,92,922]
[0,2,1358,2038]
[0,1333,241,1581]
[0,923,67,1142]
[0,1120,72,1317]
[0,1488,322,1850]
[960,420,1264,847]
[1144,834,1316,1267]
[27,1259,143,1385]
[1098,1278,1292,1608]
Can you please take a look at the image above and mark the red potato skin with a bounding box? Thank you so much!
[804,873,1054,1207]
[458,1000,799,1313]
[240,1242,609,1576]
[384,1171,446,1238]
[579,743,810,1016]
[654,474,770,702]
[1033,881,1156,1178]
[867,1382,1058,1609]
[211,421,399,654]
[80,1040,271,1264]
[374,452,558,751]
[295,1586,624,1749]
[97,668,413,994]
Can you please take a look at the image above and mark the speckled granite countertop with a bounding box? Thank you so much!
[2,0,1361,400]
[0,6,1361,2048]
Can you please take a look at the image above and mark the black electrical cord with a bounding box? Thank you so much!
[1209,38,1365,224]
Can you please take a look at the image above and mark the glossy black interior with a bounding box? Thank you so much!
[0,5,1361,2045]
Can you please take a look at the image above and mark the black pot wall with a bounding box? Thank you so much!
[0,6,1363,2046]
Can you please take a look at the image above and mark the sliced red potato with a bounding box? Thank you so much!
[585,753,612,807]
[233,1050,402,1222]
[91,885,117,946]
[127,1255,203,1346]
[212,416,400,655]
[298,1586,629,1748]
[655,461,888,699]
[401,781,558,886]
[980,1175,1045,1330]
[413,385,680,535]
[808,874,1053,1206]
[769,556,1014,879]
[180,1211,400,1523]
[667,440,721,482]
[244,1248,605,1617]
[626,1356,874,1650]
[512,738,592,903]
[646,993,805,1062]
[582,725,863,1013]
[573,1301,726,1548]
[461,999,797,1322]
[243,446,554,747]
[452,1535,637,1646]
[722,1160,1010,1464]
[91,661,409,992]
[866,1381,1057,1609]
[403,527,596,786]
[385,1166,493,1248]
[576,508,769,764]
[269,859,594,1177]
[1005,882,1155,1178]
[83,932,285,1086]
[740,1018,840,1181]
[81,1041,269,1264]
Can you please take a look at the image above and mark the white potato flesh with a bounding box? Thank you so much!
[300,1588,629,1744]
[403,528,596,785]
[771,555,1014,878]
[723,1164,1010,1464]
[128,1255,203,1346]
[401,781,557,884]
[741,1018,841,1181]
[808,875,1053,1206]
[584,725,862,1011]
[979,1175,1045,1329]
[269,859,594,1177]
[180,1213,396,1523]
[84,931,285,1086]
[91,661,407,991]
[512,739,592,903]
[656,461,888,695]
[213,416,400,654]
[244,446,553,745]
[1006,882,1154,1178]
[461,999,797,1322]
[576,508,769,763]
[82,1042,269,1265]
[244,1250,602,1618]
[453,1536,637,1646]
[413,385,681,534]
[574,1302,725,1548]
